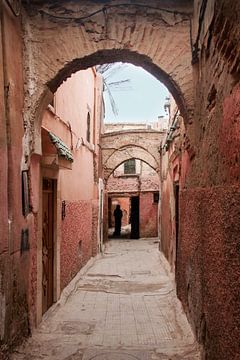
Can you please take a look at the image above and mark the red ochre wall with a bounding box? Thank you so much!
[173,2,240,357]
[140,193,158,238]
[177,185,240,360]
[160,180,174,263]
[161,87,240,359]
[61,201,93,290]
[0,3,33,353]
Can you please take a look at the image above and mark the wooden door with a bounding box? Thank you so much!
[42,178,54,314]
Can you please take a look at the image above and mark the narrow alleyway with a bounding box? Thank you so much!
[11,239,200,360]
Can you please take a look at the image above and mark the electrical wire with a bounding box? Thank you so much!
[6,0,21,16]
[38,2,195,66]
[39,3,191,22]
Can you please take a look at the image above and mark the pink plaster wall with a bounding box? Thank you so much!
[0,4,32,353]
[42,69,103,201]
[55,69,95,145]
[40,69,103,314]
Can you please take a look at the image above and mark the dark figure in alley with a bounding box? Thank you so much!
[113,205,123,236]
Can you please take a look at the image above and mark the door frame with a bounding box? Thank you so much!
[37,168,60,324]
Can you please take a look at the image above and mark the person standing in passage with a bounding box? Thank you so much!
[113,205,123,236]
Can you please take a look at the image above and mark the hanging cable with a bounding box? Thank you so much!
[38,2,196,65]
[5,0,21,16]
[39,3,191,22]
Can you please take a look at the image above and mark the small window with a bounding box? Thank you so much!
[22,171,31,217]
[124,159,136,174]
[153,192,159,203]
[86,112,91,142]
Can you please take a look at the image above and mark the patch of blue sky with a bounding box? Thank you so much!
[103,63,169,123]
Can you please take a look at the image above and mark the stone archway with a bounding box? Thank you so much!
[22,0,193,159]
[104,147,159,180]
[101,129,164,180]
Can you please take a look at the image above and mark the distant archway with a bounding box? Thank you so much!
[103,147,159,181]
[101,129,164,180]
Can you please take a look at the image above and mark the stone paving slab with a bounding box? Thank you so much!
[10,238,201,360]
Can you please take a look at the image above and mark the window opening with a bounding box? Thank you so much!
[124,159,136,174]
[153,192,159,203]
[86,112,91,142]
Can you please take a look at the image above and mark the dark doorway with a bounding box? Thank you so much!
[42,178,54,314]
[130,196,139,239]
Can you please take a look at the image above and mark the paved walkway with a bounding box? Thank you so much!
[11,239,201,360]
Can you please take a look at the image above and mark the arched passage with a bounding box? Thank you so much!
[0,1,238,358]
[106,156,160,240]
[22,0,193,159]
[101,129,164,180]
[103,147,160,181]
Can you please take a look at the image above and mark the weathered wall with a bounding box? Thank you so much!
[139,192,158,238]
[0,2,32,355]
[161,177,174,263]
[21,0,193,160]
[0,7,9,356]
[160,110,184,270]
[174,1,240,359]
[177,186,240,360]
[61,201,93,289]
[107,175,139,194]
